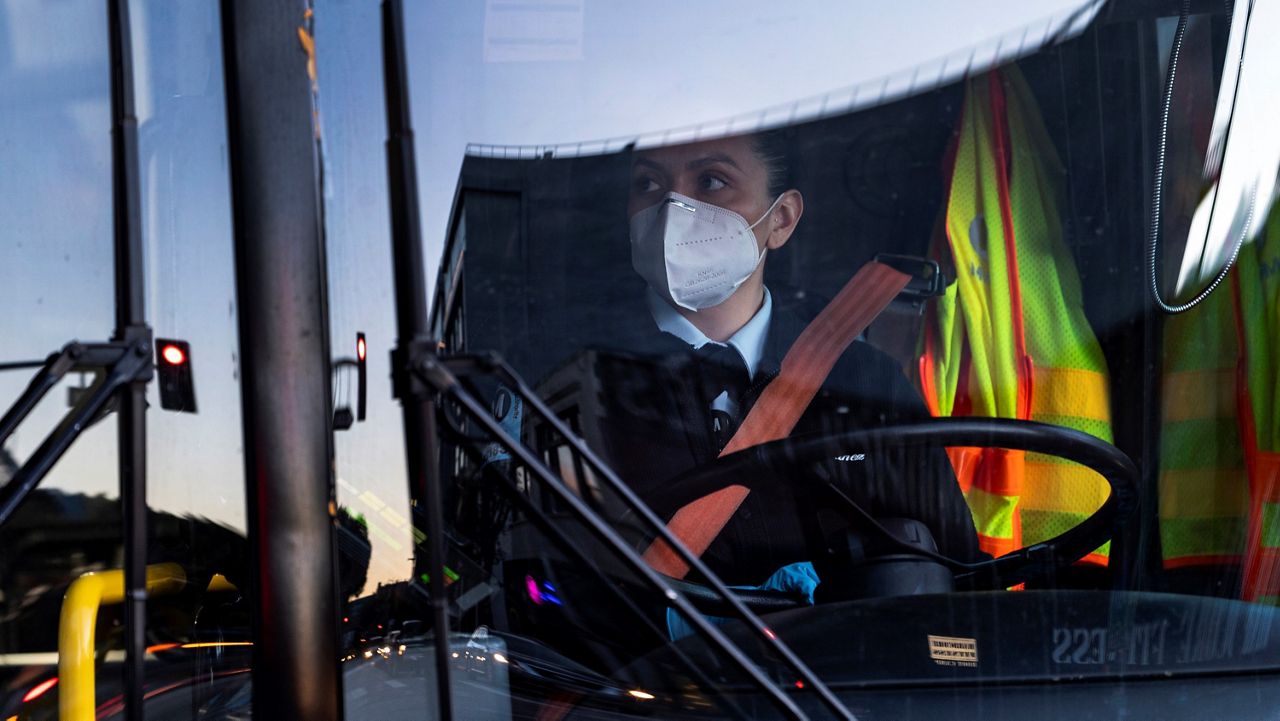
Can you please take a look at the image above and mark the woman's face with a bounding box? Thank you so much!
[627,135,774,249]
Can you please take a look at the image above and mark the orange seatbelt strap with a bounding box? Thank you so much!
[642,261,912,579]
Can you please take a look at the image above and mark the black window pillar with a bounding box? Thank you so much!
[107,2,149,719]
[219,1,341,719]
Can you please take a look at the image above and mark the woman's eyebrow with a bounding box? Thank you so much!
[632,157,666,173]
[686,153,741,171]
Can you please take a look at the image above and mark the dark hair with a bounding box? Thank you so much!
[750,128,793,199]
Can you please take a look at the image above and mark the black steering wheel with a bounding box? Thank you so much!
[654,417,1139,612]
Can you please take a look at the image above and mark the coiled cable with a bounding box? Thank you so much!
[1148,0,1255,314]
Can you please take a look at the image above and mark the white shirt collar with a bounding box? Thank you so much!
[646,287,772,379]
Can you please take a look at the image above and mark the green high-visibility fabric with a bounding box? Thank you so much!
[1240,203,1280,586]
[1160,516,1247,561]
[924,67,1113,550]
[1158,203,1279,565]
[937,73,1021,421]
[930,280,963,418]
[1003,72,1113,445]
[1021,509,1111,558]
[966,484,1019,540]
[1158,283,1248,564]
[1262,502,1280,550]
[1238,210,1280,453]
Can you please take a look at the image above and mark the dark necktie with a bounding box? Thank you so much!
[693,344,751,452]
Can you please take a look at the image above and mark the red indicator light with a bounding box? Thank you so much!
[343,617,349,623]
[355,333,368,423]
[23,677,58,703]
[161,344,186,366]
[154,338,197,413]
[794,680,805,690]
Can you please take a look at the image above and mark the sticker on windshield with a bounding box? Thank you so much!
[928,634,978,667]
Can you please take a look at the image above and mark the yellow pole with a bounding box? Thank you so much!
[58,563,186,721]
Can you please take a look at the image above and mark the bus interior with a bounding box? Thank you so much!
[2,0,1279,719]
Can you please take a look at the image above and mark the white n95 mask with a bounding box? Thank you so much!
[629,191,783,311]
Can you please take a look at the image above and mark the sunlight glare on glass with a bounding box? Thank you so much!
[1174,0,1280,296]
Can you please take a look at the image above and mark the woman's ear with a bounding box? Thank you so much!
[766,189,804,250]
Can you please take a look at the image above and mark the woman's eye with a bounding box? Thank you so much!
[699,175,727,191]
[633,176,660,193]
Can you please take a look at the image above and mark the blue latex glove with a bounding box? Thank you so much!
[665,562,819,641]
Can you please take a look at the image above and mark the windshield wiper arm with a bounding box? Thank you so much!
[0,359,49,373]
[443,439,758,719]
[476,354,861,719]
[418,358,809,719]
[0,339,152,525]
[415,352,859,720]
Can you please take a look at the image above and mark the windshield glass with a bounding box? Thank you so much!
[382,0,1280,716]
[0,1,251,716]
[8,0,1280,719]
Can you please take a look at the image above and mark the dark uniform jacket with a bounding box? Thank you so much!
[587,297,983,586]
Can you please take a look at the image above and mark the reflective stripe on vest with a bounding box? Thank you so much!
[920,67,1113,562]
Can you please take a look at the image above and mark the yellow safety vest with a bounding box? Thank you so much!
[920,67,1113,562]
[1154,24,1254,573]
[1238,206,1280,602]
[1157,281,1249,569]
[1158,209,1279,603]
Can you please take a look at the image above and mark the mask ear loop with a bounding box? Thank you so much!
[745,193,787,232]
[742,193,788,268]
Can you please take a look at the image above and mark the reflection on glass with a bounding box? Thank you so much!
[1158,0,1280,303]
[5,0,1280,717]
[0,1,254,714]
[134,0,254,713]
[316,0,412,598]
[410,1,1280,717]
[0,0,123,706]
[137,0,245,535]
[315,2,428,716]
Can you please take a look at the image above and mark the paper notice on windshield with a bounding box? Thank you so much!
[484,0,584,63]
[928,634,978,667]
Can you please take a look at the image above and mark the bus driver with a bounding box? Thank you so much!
[602,131,984,601]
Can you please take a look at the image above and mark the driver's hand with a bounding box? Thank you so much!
[665,562,820,641]
[756,561,820,601]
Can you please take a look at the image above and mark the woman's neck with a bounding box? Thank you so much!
[677,276,765,343]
